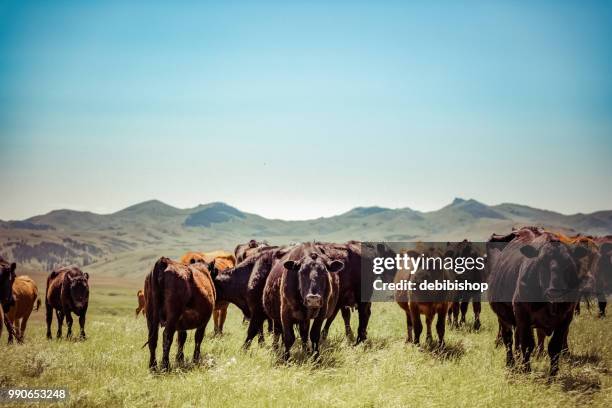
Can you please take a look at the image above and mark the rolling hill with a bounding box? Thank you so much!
[1,198,611,279]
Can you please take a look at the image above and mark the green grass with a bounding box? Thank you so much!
[0,284,610,407]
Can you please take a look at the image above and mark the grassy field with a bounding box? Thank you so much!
[0,279,610,408]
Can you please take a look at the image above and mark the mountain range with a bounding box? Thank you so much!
[1,198,611,278]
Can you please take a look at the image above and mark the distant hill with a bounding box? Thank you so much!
[1,198,611,278]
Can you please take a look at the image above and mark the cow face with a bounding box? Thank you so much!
[520,242,587,301]
[67,273,90,310]
[284,253,343,309]
[0,260,16,308]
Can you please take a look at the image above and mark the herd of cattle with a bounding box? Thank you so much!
[0,228,610,378]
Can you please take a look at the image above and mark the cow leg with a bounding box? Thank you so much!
[272,319,282,349]
[472,296,482,331]
[517,323,534,372]
[548,320,571,376]
[7,316,15,344]
[451,302,459,328]
[267,318,273,333]
[310,317,325,358]
[244,312,266,349]
[213,308,220,335]
[321,305,340,340]
[459,302,468,326]
[146,318,159,370]
[405,310,413,343]
[411,307,423,345]
[436,308,447,346]
[425,311,434,344]
[217,305,228,335]
[46,305,53,339]
[193,327,205,363]
[341,307,354,340]
[78,308,87,339]
[499,320,514,367]
[282,319,296,361]
[19,315,30,343]
[176,330,187,364]
[135,307,141,318]
[65,311,73,339]
[299,321,309,350]
[355,302,371,345]
[55,310,64,339]
[597,292,606,318]
[161,320,177,371]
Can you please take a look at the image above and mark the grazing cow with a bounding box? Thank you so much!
[395,245,452,345]
[135,289,146,317]
[593,236,612,317]
[180,250,236,334]
[213,246,288,347]
[144,257,215,371]
[488,229,587,375]
[263,243,344,360]
[446,240,486,330]
[6,276,39,343]
[46,266,90,340]
[0,257,17,338]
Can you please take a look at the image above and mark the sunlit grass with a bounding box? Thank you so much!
[0,285,610,407]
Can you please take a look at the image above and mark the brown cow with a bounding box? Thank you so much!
[6,276,39,343]
[46,266,90,340]
[144,257,215,371]
[136,289,146,317]
[1,257,17,340]
[180,250,236,334]
[263,243,343,360]
[395,245,452,345]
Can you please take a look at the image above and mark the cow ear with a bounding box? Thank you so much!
[283,260,297,271]
[328,260,344,273]
[572,246,588,260]
[84,273,89,280]
[520,245,539,259]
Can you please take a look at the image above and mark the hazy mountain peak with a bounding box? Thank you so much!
[344,206,391,217]
[116,199,180,215]
[184,202,245,227]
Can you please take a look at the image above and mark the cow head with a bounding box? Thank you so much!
[66,271,90,310]
[284,252,343,309]
[0,260,16,308]
[520,241,587,301]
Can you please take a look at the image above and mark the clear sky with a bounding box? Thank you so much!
[1,0,611,220]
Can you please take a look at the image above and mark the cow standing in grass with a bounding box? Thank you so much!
[180,250,236,334]
[144,257,216,371]
[7,276,40,343]
[488,229,587,376]
[263,243,343,360]
[0,257,16,340]
[135,289,146,317]
[46,266,90,340]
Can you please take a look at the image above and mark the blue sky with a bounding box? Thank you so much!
[1,0,611,220]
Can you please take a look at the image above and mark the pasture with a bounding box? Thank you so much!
[0,279,610,408]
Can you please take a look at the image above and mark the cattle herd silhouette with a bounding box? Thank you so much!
[1,227,610,377]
